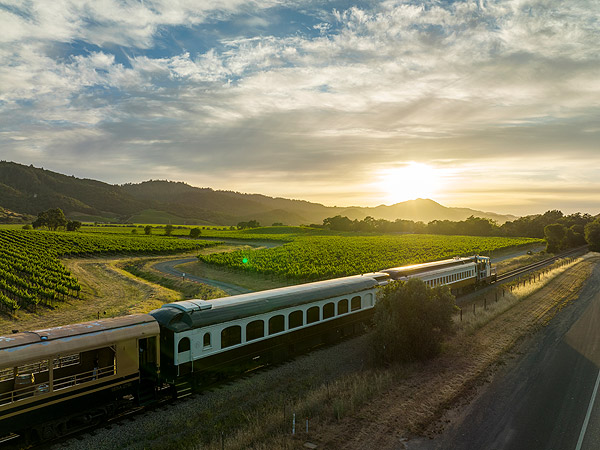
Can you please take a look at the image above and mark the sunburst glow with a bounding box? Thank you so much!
[378,163,442,204]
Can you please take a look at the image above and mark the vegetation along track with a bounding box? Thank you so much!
[495,246,589,283]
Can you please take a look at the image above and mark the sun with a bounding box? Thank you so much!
[377,162,441,204]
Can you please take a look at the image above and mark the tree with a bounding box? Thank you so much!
[544,223,567,253]
[189,227,201,238]
[144,225,152,235]
[566,224,586,247]
[32,208,68,231]
[585,219,600,252]
[66,220,81,231]
[237,220,260,229]
[164,224,174,236]
[322,215,354,231]
[370,278,456,364]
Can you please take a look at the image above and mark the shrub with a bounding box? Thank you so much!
[370,278,456,364]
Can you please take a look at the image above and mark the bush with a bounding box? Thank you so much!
[585,219,600,252]
[370,278,456,364]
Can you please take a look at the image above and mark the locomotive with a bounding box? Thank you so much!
[0,255,493,441]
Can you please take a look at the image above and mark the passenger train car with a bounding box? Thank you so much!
[0,255,493,441]
[0,315,159,440]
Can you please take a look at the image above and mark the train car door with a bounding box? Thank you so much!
[138,337,158,378]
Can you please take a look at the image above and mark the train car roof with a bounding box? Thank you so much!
[0,314,159,368]
[150,273,388,332]
[382,256,481,279]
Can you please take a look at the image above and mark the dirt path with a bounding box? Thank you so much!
[0,257,180,335]
[315,255,598,449]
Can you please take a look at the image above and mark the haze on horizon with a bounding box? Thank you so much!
[0,1,598,217]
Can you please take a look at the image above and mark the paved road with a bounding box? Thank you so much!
[153,258,252,296]
[416,258,600,450]
[152,238,284,296]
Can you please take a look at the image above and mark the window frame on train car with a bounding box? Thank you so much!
[268,314,285,335]
[203,332,212,349]
[288,310,303,329]
[306,306,320,324]
[178,337,191,353]
[351,296,362,311]
[338,298,349,315]
[323,302,335,319]
[246,319,265,341]
[221,325,242,349]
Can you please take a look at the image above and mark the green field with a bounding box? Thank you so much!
[0,229,220,313]
[199,232,542,280]
[0,224,543,314]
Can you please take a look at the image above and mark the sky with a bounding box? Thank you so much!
[0,0,599,216]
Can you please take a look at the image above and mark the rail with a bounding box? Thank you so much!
[495,246,588,284]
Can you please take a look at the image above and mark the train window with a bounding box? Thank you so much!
[307,306,320,324]
[52,353,80,369]
[289,310,303,329]
[338,299,349,314]
[203,333,211,349]
[323,302,335,319]
[246,320,265,341]
[17,360,49,376]
[178,337,190,353]
[221,326,242,348]
[351,296,361,311]
[269,315,285,335]
[0,367,14,382]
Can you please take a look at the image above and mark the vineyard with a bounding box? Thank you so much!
[199,234,542,280]
[0,229,218,314]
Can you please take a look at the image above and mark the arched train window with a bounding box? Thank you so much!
[307,306,319,324]
[246,320,264,341]
[289,310,303,329]
[338,299,349,315]
[221,326,241,348]
[269,315,285,335]
[178,337,190,353]
[323,302,335,319]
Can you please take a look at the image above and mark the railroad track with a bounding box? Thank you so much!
[495,245,588,284]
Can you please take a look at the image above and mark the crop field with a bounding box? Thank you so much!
[0,229,219,314]
[199,234,542,280]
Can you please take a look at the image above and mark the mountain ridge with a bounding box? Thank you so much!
[0,161,518,225]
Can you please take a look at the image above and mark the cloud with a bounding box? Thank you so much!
[1,0,599,213]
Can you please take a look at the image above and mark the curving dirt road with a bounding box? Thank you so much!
[152,258,252,296]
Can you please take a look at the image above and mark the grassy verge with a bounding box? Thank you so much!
[457,255,582,333]
[494,251,549,273]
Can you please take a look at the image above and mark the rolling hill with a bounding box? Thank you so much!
[0,161,517,225]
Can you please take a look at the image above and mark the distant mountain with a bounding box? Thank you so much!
[0,161,517,225]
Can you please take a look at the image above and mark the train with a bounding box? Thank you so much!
[0,255,494,441]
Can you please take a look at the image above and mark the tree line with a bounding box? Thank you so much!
[321,210,600,253]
